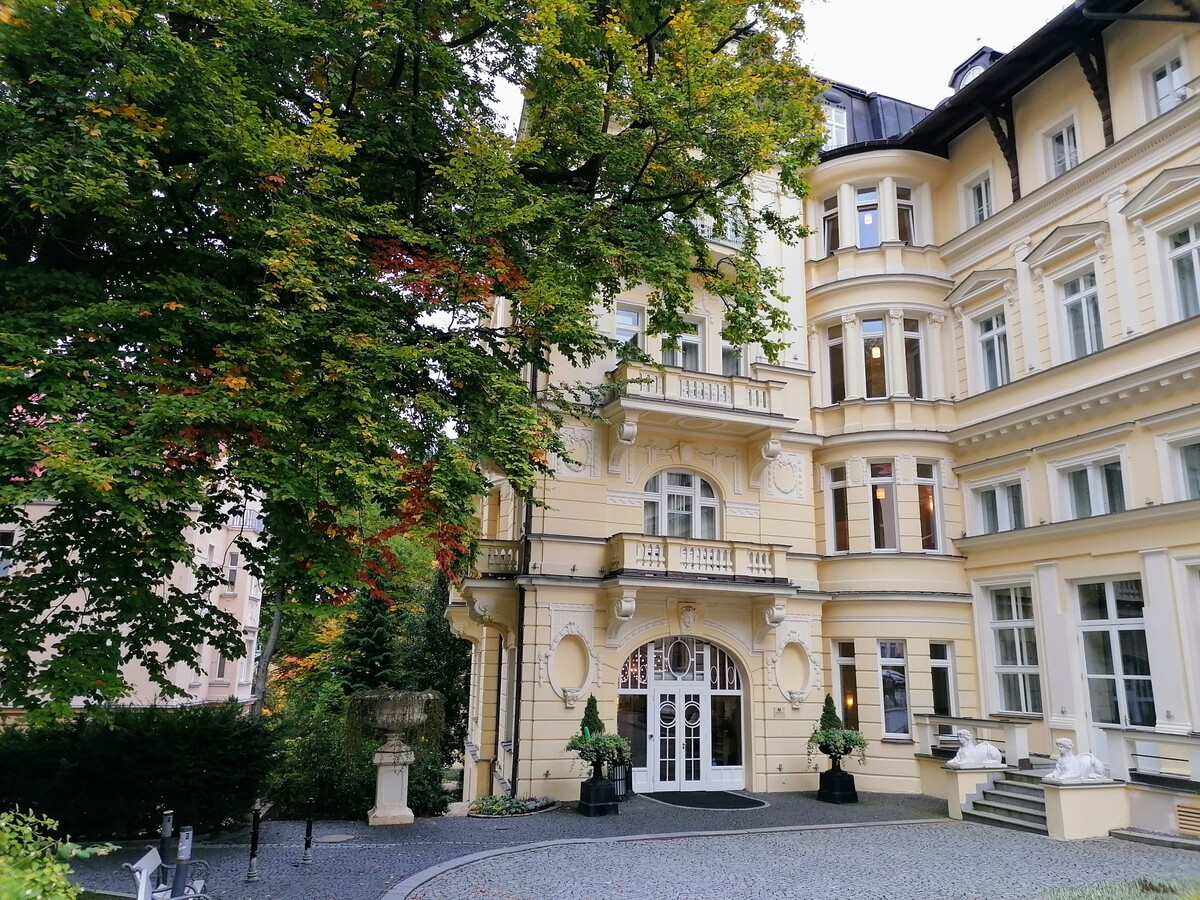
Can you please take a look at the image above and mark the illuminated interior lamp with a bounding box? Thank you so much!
[875,487,886,499]
[870,346,882,359]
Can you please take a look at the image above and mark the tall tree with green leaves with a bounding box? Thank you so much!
[0,0,825,716]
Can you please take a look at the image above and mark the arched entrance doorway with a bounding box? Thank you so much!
[617,636,745,793]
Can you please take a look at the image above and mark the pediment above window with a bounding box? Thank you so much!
[1120,164,1200,224]
[945,268,1016,313]
[1024,222,1109,275]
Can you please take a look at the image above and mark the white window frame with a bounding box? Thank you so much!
[896,185,916,245]
[721,341,746,377]
[822,103,848,151]
[929,642,957,719]
[1135,39,1190,123]
[826,322,847,404]
[822,196,840,257]
[1153,424,1200,502]
[1166,219,1200,322]
[662,320,703,372]
[226,550,240,590]
[1058,268,1105,361]
[861,316,887,398]
[975,306,1012,391]
[916,461,940,552]
[1043,113,1081,181]
[615,305,644,349]
[239,633,256,684]
[832,640,859,729]
[902,316,925,399]
[878,640,910,738]
[1050,447,1129,521]
[970,476,1027,535]
[856,186,881,249]
[868,460,898,552]
[987,583,1043,716]
[826,464,850,554]
[1076,577,1156,729]
[962,167,994,229]
[213,652,228,683]
[643,470,720,539]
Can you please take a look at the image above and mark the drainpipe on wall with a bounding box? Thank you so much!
[509,361,538,797]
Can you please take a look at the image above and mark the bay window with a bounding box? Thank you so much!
[916,462,939,551]
[862,317,886,398]
[822,196,840,256]
[896,186,915,245]
[904,318,924,399]
[857,188,880,248]
[828,465,849,553]
[827,323,846,403]
[643,471,719,539]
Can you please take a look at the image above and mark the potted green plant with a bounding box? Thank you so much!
[806,694,868,804]
[564,696,631,816]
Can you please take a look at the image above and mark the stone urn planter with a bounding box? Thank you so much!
[354,689,442,826]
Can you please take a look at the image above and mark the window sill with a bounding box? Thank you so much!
[990,712,1043,722]
[881,737,915,745]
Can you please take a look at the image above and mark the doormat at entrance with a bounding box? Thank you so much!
[642,791,767,810]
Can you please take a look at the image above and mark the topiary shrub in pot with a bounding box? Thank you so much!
[806,694,868,804]
[564,697,631,817]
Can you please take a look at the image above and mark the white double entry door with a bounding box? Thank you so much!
[620,636,745,794]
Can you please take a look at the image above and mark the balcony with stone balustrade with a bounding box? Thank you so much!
[602,533,790,585]
[603,361,797,437]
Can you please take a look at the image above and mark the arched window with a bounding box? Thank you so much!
[643,471,719,539]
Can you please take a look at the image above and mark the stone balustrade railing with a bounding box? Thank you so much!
[912,713,1031,768]
[610,362,784,416]
[606,533,789,583]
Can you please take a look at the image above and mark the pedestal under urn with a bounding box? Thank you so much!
[355,689,441,826]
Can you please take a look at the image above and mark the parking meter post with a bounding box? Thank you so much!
[244,806,261,883]
[170,827,193,899]
[300,798,314,865]
[157,810,174,889]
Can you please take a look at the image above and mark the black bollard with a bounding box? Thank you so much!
[244,806,261,883]
[170,826,193,898]
[157,810,174,890]
[300,798,314,865]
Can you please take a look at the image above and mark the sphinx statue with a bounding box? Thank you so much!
[1042,737,1109,784]
[945,728,1004,769]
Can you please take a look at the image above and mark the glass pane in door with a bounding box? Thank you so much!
[657,695,677,783]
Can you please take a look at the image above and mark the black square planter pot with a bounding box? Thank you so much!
[577,773,620,816]
[817,767,858,804]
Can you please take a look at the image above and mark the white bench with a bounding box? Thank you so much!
[124,847,212,900]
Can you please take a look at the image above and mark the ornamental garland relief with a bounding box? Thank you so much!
[765,452,807,499]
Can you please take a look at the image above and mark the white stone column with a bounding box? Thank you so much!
[837,182,855,250]
[1102,185,1139,339]
[927,313,947,400]
[886,308,907,397]
[842,314,865,400]
[879,176,898,243]
[1011,237,1039,374]
[1035,562,1086,742]
[1141,548,1191,734]
[807,324,824,402]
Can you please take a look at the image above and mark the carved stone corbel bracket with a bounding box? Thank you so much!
[607,418,638,476]
[749,435,784,491]
[463,583,519,644]
[752,597,788,651]
[605,590,637,649]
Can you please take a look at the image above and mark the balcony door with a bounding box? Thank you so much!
[618,636,745,793]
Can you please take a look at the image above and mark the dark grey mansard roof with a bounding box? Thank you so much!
[817,0,1147,162]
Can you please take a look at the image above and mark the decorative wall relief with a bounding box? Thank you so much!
[765,453,807,499]
[605,592,638,648]
[940,458,959,488]
[555,426,598,477]
[538,604,600,708]
[607,420,638,476]
[845,456,866,487]
[895,453,917,485]
[697,447,743,495]
[765,618,820,708]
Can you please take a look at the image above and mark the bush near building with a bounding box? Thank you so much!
[0,702,276,839]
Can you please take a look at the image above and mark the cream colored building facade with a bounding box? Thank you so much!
[450,0,1200,835]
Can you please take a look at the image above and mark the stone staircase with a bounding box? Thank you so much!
[962,768,1053,835]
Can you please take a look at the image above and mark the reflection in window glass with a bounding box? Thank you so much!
[710,696,742,766]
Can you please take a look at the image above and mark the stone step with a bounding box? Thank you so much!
[969,798,1048,826]
[991,777,1046,798]
[980,788,1046,812]
[1110,828,1200,853]
[962,808,1049,835]
[1000,769,1053,786]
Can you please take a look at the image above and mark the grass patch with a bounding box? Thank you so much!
[1042,879,1200,899]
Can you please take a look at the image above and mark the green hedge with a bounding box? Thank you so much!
[0,702,276,839]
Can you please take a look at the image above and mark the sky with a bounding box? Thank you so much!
[798,0,1076,109]
[491,1,1077,130]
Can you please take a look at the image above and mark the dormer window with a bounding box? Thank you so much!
[823,104,848,151]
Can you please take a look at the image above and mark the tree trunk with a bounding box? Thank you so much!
[249,585,285,716]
